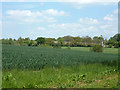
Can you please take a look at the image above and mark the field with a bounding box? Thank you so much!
[62,47,118,54]
[2,44,119,88]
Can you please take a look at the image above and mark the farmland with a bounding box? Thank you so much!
[62,47,118,54]
[2,44,119,88]
[2,44,118,70]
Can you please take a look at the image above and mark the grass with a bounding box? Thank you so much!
[62,47,118,54]
[86,74,118,88]
[2,63,118,88]
[0,71,1,89]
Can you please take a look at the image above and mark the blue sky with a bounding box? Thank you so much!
[1,1,118,40]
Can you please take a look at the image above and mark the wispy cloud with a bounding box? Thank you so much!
[104,14,114,21]
[42,9,66,16]
[6,10,35,16]
[6,9,68,23]
[6,9,67,17]
[79,17,98,24]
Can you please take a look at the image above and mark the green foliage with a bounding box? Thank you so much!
[26,83,38,88]
[2,73,17,88]
[52,43,61,48]
[107,33,120,48]
[1,33,120,48]
[2,64,118,88]
[90,45,103,52]
[57,37,64,46]
[71,74,86,81]
[63,36,73,42]
[45,38,54,46]
[108,44,113,48]
[112,33,120,42]
[36,37,45,45]
[2,44,118,70]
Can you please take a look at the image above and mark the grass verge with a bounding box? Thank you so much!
[2,63,118,88]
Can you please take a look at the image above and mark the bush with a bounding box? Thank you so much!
[52,44,61,48]
[114,42,119,48]
[90,45,103,52]
[108,44,112,48]
[67,46,71,50]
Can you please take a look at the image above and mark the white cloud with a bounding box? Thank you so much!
[6,10,33,16]
[79,17,98,24]
[104,14,114,21]
[100,10,118,38]
[42,9,65,16]
[48,18,99,31]
[6,9,67,17]
[48,17,100,37]
[6,9,67,23]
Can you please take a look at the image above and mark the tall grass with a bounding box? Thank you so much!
[2,63,118,88]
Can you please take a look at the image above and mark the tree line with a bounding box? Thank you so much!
[1,33,120,48]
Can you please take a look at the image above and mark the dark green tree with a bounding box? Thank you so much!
[57,37,64,46]
[45,38,54,46]
[107,34,120,48]
[36,37,45,45]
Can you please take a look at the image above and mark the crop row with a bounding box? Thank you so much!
[2,44,118,70]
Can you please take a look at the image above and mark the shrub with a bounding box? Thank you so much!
[90,45,103,52]
[108,44,112,48]
[114,42,119,48]
[67,46,71,50]
[52,44,61,48]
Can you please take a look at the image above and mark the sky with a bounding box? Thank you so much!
[0,1,118,40]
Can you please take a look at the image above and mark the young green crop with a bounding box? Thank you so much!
[2,44,118,70]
